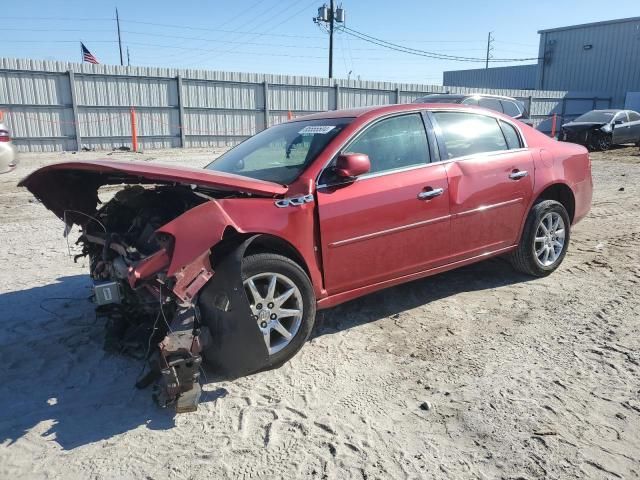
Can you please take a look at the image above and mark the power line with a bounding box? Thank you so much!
[340,26,540,63]
[177,0,318,67]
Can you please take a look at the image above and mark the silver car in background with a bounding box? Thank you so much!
[0,122,18,174]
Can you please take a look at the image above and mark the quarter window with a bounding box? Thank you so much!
[345,114,430,174]
[629,111,640,122]
[433,112,508,159]
[501,100,521,117]
[500,121,523,149]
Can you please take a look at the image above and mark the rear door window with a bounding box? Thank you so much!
[501,100,521,117]
[432,112,508,159]
[478,97,504,113]
[629,111,640,122]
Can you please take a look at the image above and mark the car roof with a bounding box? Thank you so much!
[291,103,512,122]
[589,109,623,113]
[420,93,520,101]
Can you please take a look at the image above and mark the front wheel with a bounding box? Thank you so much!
[510,200,571,277]
[242,253,316,369]
[590,132,612,151]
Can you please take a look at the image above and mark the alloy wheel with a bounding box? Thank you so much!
[598,135,611,151]
[533,212,566,267]
[243,272,304,355]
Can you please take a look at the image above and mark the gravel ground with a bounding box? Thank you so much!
[0,146,639,480]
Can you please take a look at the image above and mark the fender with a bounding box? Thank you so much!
[156,200,238,277]
[156,196,326,299]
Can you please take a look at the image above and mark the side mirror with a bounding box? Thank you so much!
[614,119,624,125]
[335,153,370,178]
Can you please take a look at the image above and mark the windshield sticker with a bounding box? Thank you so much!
[298,125,336,135]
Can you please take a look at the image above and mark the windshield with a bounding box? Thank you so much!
[574,111,615,123]
[206,118,352,184]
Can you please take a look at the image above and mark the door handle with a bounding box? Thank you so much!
[509,170,529,180]
[417,187,444,199]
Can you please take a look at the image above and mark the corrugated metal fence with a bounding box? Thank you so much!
[0,57,610,152]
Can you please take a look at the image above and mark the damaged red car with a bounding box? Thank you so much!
[20,103,592,411]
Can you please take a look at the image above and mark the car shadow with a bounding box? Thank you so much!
[312,256,532,338]
[0,257,529,450]
[0,275,227,450]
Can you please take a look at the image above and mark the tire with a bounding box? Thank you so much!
[509,200,571,277]
[241,253,316,369]
[595,133,612,151]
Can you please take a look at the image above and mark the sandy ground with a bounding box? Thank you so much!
[0,146,639,480]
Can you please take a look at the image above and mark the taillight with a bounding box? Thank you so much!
[0,130,10,142]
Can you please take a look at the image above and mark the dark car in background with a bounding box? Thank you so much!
[413,93,531,124]
[560,109,640,151]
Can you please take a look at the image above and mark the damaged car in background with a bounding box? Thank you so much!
[20,103,592,412]
[560,109,640,151]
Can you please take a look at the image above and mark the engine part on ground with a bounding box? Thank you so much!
[199,236,270,379]
[153,355,202,413]
[145,306,210,413]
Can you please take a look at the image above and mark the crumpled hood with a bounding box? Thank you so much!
[562,121,607,132]
[19,159,288,221]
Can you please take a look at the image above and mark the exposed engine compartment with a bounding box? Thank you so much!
[76,185,214,412]
[19,160,291,413]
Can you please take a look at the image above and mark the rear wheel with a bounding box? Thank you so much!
[242,253,316,369]
[510,200,571,277]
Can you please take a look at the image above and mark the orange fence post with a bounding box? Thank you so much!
[287,110,293,120]
[130,106,138,152]
[0,110,3,122]
[551,113,557,139]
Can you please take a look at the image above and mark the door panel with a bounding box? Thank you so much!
[445,150,535,260]
[612,112,631,143]
[317,165,450,295]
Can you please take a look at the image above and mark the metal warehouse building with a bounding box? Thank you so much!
[444,16,640,109]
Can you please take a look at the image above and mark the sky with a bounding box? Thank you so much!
[2,0,639,84]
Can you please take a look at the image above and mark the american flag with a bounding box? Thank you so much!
[81,43,99,64]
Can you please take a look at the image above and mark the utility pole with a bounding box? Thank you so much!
[116,8,124,66]
[328,0,334,79]
[313,3,345,79]
[485,31,494,69]
[127,47,130,66]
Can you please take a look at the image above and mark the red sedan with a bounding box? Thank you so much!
[21,103,592,411]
